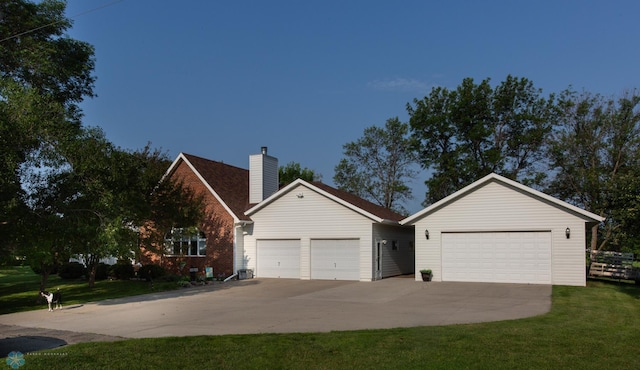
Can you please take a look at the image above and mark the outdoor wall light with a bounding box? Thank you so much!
[565,227,571,239]
[425,229,429,240]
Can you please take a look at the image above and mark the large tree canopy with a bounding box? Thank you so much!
[408,75,557,205]
[547,90,640,252]
[21,126,204,287]
[0,0,96,255]
[1,1,203,289]
[334,117,417,215]
[0,0,96,111]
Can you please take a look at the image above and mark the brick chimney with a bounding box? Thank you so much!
[249,146,279,203]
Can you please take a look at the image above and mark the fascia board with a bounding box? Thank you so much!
[176,153,241,224]
[246,179,384,223]
[401,173,605,225]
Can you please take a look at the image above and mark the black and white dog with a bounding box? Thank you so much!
[40,290,62,312]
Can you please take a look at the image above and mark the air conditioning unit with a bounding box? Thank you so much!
[238,269,253,280]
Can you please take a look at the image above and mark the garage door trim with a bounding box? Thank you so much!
[441,230,552,285]
[256,239,301,279]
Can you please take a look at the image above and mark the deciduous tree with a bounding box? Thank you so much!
[279,162,321,187]
[0,0,95,258]
[408,75,556,205]
[547,90,640,252]
[334,117,417,215]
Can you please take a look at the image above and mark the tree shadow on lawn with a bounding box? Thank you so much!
[94,279,262,305]
[587,277,640,300]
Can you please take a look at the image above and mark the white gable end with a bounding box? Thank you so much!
[242,182,416,281]
[410,179,601,286]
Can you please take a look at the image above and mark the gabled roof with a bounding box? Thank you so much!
[166,153,251,222]
[245,179,406,223]
[401,173,605,225]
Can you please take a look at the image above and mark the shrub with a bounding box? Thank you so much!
[110,263,135,280]
[178,275,191,288]
[30,264,58,275]
[139,264,166,281]
[58,262,86,279]
[95,263,110,281]
[160,274,181,282]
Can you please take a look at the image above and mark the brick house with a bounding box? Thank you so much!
[140,147,414,281]
[139,147,276,278]
[140,148,602,286]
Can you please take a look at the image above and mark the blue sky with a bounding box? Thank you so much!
[64,0,640,213]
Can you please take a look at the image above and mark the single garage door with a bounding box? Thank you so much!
[311,239,360,280]
[441,231,551,284]
[257,239,300,279]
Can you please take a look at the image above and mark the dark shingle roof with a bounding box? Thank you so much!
[181,153,251,221]
[310,182,405,222]
[178,153,404,223]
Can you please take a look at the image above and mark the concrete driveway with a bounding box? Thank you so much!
[0,277,551,354]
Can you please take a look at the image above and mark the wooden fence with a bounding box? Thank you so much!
[588,251,639,281]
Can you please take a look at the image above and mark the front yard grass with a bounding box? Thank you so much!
[3,266,640,369]
[0,266,178,315]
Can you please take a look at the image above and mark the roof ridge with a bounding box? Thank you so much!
[181,152,248,172]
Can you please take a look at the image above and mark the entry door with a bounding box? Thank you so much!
[257,240,300,279]
[375,241,383,280]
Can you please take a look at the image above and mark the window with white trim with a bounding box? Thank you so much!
[164,228,207,257]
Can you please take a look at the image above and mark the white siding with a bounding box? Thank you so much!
[373,224,415,278]
[244,183,375,281]
[234,225,244,273]
[249,153,279,203]
[412,181,591,286]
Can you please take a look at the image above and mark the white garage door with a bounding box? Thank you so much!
[441,231,552,284]
[311,239,360,281]
[257,240,300,279]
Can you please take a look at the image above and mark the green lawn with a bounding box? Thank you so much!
[0,266,178,315]
[3,267,640,369]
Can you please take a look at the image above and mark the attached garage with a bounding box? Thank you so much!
[441,231,551,284]
[256,240,300,278]
[244,180,414,281]
[402,173,604,286]
[311,239,360,280]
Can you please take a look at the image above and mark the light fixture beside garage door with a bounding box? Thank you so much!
[565,227,570,239]
[425,229,429,240]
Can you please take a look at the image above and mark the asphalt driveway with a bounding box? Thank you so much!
[0,277,551,354]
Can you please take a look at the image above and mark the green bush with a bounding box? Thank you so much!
[58,262,86,279]
[139,264,166,281]
[95,263,110,280]
[160,274,182,282]
[110,263,135,280]
[30,263,58,275]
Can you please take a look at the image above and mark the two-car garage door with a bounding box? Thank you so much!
[441,231,552,284]
[256,239,360,280]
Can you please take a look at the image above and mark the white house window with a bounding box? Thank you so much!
[165,228,207,257]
